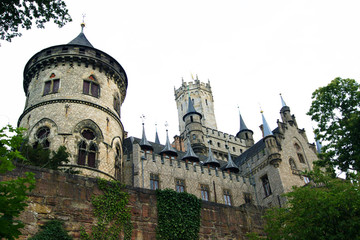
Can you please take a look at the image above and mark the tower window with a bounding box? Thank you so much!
[34,127,50,149]
[217,142,220,147]
[297,153,305,163]
[190,116,193,122]
[205,99,208,105]
[113,94,121,116]
[200,185,210,201]
[77,128,98,168]
[244,192,252,204]
[83,75,99,98]
[223,189,232,206]
[176,179,185,192]
[150,173,159,190]
[261,174,272,197]
[43,79,60,95]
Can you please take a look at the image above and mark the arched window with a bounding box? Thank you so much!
[34,127,50,149]
[77,128,98,168]
[289,158,297,169]
[297,153,305,163]
[83,75,100,98]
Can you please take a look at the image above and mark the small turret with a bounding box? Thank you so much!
[222,148,239,173]
[261,111,282,168]
[182,139,199,162]
[279,94,297,126]
[139,123,153,152]
[154,124,160,144]
[202,140,220,168]
[160,129,178,158]
[236,108,254,147]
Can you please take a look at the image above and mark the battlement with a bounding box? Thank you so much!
[174,79,212,99]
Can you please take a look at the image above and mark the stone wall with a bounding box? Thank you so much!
[1,165,265,240]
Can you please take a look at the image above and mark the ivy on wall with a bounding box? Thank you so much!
[29,220,72,240]
[80,179,132,240]
[156,189,202,240]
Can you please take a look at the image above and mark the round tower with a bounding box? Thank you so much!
[18,24,128,180]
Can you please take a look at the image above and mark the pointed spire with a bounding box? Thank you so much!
[183,96,202,121]
[160,124,178,157]
[261,111,273,137]
[68,21,94,47]
[182,139,199,162]
[238,106,249,132]
[202,140,220,167]
[154,123,160,144]
[139,116,153,151]
[223,149,239,173]
[280,93,287,107]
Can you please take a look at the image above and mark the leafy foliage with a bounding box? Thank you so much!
[307,77,360,176]
[21,144,79,174]
[0,125,36,240]
[156,189,202,240]
[0,0,72,42]
[29,220,72,240]
[254,169,360,240]
[80,179,132,240]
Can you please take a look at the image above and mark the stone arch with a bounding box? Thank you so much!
[73,119,104,143]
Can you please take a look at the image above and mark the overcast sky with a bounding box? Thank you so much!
[1,0,360,145]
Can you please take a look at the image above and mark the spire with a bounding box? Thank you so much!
[202,140,220,168]
[261,111,273,137]
[154,123,160,144]
[280,93,287,107]
[182,139,199,162]
[223,149,239,173]
[139,123,153,151]
[160,125,178,157]
[238,107,250,132]
[183,96,202,121]
[68,21,94,47]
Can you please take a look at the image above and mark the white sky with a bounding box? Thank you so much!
[1,0,360,145]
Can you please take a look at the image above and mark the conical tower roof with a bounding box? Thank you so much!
[280,94,290,112]
[182,139,199,162]
[155,126,160,145]
[68,23,93,47]
[223,150,239,173]
[183,96,202,121]
[202,142,220,168]
[139,123,153,151]
[237,109,253,134]
[160,130,178,157]
[261,111,273,137]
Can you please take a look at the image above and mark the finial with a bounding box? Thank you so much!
[165,121,169,131]
[81,14,86,32]
[140,114,145,124]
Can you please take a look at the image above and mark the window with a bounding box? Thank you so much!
[192,134,196,140]
[113,94,121,116]
[217,142,220,147]
[232,147,236,152]
[83,75,99,98]
[223,189,232,206]
[77,129,98,168]
[79,48,85,54]
[244,193,252,204]
[261,175,272,197]
[176,179,185,192]
[304,176,310,184]
[34,127,50,149]
[190,116,194,122]
[205,99,208,105]
[297,153,305,163]
[114,145,121,180]
[289,158,297,169]
[200,185,209,201]
[43,79,59,95]
[150,173,159,190]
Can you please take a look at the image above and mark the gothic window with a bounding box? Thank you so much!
[289,158,297,169]
[261,174,272,197]
[294,143,301,151]
[43,73,59,95]
[150,173,159,190]
[34,127,50,149]
[77,128,98,168]
[200,185,210,201]
[244,192,252,204]
[223,189,232,206]
[297,153,305,163]
[83,75,99,98]
[113,94,121,116]
[176,179,185,192]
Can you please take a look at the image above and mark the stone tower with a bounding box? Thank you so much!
[174,77,217,135]
[18,24,128,180]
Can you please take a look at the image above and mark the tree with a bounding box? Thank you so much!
[307,77,360,176]
[0,0,72,42]
[0,125,36,240]
[258,169,360,240]
[29,220,72,240]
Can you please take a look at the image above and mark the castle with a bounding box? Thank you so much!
[18,25,319,207]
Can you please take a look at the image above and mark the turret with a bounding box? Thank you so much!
[279,94,297,127]
[183,96,206,154]
[202,140,220,168]
[261,111,282,168]
[139,122,153,152]
[236,108,254,147]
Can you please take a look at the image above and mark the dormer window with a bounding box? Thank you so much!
[83,75,100,98]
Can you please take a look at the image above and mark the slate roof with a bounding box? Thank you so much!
[68,29,94,48]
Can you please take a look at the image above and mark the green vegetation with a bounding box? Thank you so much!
[307,77,360,176]
[156,189,202,240]
[80,179,132,240]
[0,125,36,240]
[29,220,72,240]
[0,0,72,42]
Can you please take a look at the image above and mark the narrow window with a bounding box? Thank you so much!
[223,189,232,206]
[190,116,193,122]
[297,153,305,163]
[205,99,208,105]
[83,75,99,98]
[150,173,159,190]
[244,193,252,204]
[261,175,272,197]
[201,185,210,201]
[176,179,185,192]
[113,94,121,116]
[217,142,220,147]
[43,79,60,95]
